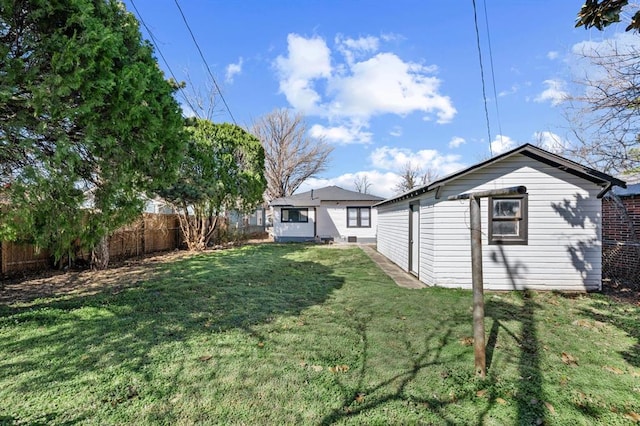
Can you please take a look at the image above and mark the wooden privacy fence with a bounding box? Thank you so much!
[1,213,181,276]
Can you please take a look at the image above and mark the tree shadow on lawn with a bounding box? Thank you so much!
[483,292,547,426]
[572,294,640,368]
[319,307,475,425]
[0,244,344,422]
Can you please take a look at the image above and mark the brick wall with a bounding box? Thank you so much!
[602,194,640,282]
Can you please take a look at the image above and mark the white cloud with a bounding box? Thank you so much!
[370,146,465,175]
[380,32,404,43]
[225,57,243,83]
[533,131,566,153]
[273,33,457,141]
[547,51,559,60]
[328,52,455,123]
[534,79,568,106]
[298,170,401,198]
[570,32,640,83]
[335,34,379,65]
[274,34,332,113]
[389,126,402,137]
[490,134,517,155]
[448,136,466,148]
[499,84,519,97]
[572,32,640,57]
[309,122,373,145]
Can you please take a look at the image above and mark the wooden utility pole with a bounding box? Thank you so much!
[448,185,526,377]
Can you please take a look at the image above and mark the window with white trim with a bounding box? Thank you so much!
[488,195,528,245]
[281,208,308,223]
[347,207,371,228]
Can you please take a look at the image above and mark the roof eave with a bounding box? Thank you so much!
[375,143,626,207]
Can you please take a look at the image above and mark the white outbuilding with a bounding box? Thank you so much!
[374,144,626,291]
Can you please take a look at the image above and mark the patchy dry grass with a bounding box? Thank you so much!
[0,244,638,425]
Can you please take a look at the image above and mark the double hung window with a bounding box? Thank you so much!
[347,207,371,228]
[488,195,528,245]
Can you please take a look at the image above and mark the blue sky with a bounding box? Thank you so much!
[124,0,632,198]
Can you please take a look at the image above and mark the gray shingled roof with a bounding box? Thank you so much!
[270,185,384,206]
[613,183,640,196]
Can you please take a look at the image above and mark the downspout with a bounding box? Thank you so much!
[313,207,317,238]
[597,182,613,199]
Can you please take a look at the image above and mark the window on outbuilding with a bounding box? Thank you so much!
[488,195,528,245]
[347,207,371,228]
[281,208,308,223]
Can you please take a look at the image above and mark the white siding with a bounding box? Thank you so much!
[419,197,436,284]
[317,201,379,242]
[430,154,602,291]
[377,153,604,292]
[377,201,410,271]
[273,207,315,240]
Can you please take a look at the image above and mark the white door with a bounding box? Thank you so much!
[409,203,420,276]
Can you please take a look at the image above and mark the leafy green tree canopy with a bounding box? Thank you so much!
[576,0,640,32]
[160,119,266,251]
[0,0,185,267]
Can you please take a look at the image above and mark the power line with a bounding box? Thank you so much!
[173,0,237,125]
[129,0,202,120]
[472,0,493,156]
[482,0,504,151]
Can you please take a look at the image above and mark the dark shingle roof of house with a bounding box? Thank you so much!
[613,183,640,196]
[612,174,640,196]
[376,143,627,207]
[270,185,384,207]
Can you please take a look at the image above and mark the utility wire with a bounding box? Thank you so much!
[472,0,493,156]
[173,0,237,125]
[129,0,202,119]
[483,0,504,152]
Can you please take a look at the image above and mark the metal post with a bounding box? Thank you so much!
[470,195,486,377]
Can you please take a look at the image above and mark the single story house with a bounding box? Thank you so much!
[270,186,384,243]
[375,144,626,291]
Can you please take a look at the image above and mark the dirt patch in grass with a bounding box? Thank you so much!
[602,278,640,306]
[0,238,274,305]
[0,250,194,305]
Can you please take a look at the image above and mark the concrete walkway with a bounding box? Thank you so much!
[358,244,427,289]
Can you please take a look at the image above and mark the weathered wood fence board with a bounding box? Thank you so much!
[1,213,181,276]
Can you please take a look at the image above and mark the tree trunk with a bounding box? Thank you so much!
[91,235,110,270]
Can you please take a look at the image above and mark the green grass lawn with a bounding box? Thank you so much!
[0,244,639,425]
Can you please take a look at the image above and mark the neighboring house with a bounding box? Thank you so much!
[226,205,267,233]
[270,186,384,243]
[602,174,640,282]
[144,196,176,214]
[375,144,625,292]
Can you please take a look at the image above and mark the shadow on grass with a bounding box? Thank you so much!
[575,296,640,368]
[319,310,470,425]
[483,292,546,425]
[483,245,546,425]
[0,244,343,421]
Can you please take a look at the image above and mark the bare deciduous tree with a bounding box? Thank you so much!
[565,41,640,173]
[251,109,333,200]
[393,163,439,194]
[354,174,372,194]
[178,70,224,121]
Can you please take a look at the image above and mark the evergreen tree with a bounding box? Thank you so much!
[0,0,186,268]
